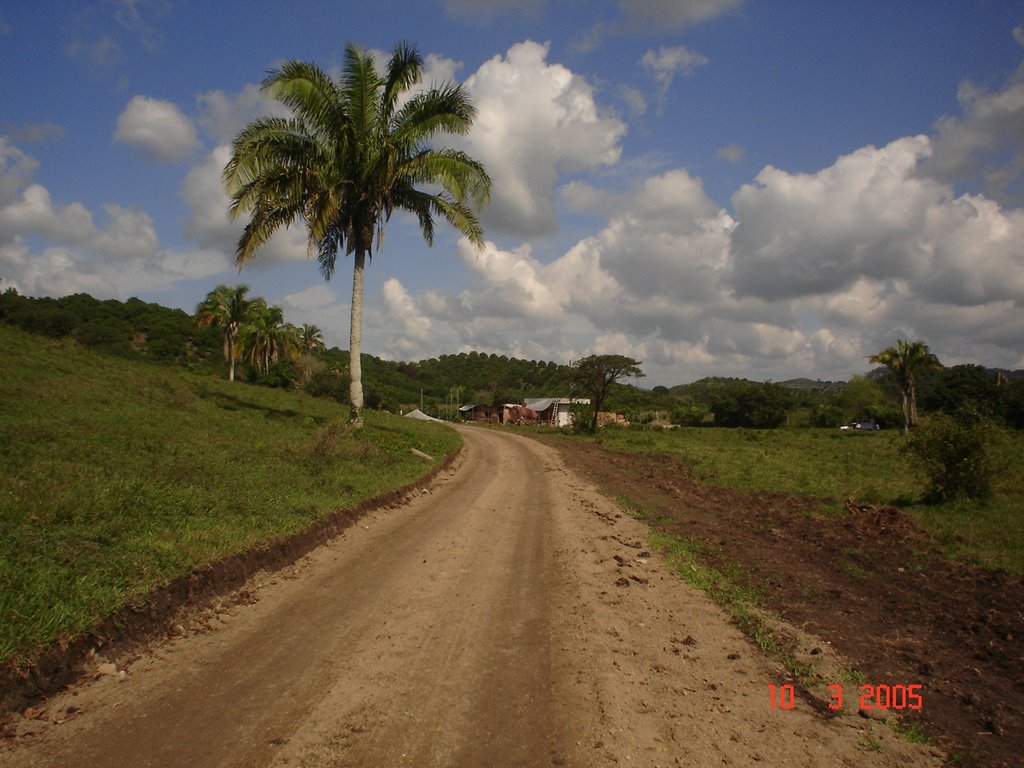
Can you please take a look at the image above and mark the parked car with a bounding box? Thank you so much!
[840,419,881,431]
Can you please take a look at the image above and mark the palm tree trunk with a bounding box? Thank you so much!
[227,330,236,382]
[901,387,911,434]
[349,250,366,425]
[909,375,919,427]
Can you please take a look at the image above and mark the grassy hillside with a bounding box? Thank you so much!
[0,325,460,666]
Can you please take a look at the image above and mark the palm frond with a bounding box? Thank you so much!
[342,44,383,154]
[400,149,491,208]
[382,41,423,122]
[428,193,485,248]
[235,203,303,267]
[262,61,345,141]
[392,84,477,142]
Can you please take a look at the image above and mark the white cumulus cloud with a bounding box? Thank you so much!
[380,277,434,357]
[577,0,745,51]
[729,135,1024,308]
[459,40,627,235]
[0,138,229,299]
[922,32,1024,202]
[0,238,115,298]
[114,95,201,162]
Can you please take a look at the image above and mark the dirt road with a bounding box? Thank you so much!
[2,427,945,767]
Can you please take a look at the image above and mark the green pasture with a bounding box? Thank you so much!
[577,425,1024,575]
[0,325,460,666]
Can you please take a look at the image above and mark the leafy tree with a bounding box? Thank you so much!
[921,364,1000,418]
[569,354,644,433]
[869,339,941,433]
[707,380,792,428]
[809,402,844,428]
[195,284,255,381]
[71,322,122,348]
[224,43,491,424]
[839,375,884,420]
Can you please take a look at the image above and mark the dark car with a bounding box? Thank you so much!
[840,419,881,431]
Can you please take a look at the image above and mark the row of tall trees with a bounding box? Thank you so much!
[196,284,324,382]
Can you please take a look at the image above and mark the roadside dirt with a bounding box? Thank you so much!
[544,439,1023,768]
[1,427,946,767]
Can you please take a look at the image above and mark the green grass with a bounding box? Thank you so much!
[585,427,920,501]
[0,325,461,665]
[576,425,1024,574]
[891,718,932,745]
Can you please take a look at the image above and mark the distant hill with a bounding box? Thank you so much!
[778,378,845,393]
[4,289,1020,415]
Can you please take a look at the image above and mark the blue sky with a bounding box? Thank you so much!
[2,1,1023,385]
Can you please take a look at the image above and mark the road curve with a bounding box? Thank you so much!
[2,426,945,768]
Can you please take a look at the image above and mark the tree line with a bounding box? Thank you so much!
[3,285,1022,430]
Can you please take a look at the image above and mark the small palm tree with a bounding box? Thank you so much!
[238,299,272,374]
[223,42,491,424]
[240,303,301,375]
[299,323,326,354]
[869,339,941,433]
[196,284,254,381]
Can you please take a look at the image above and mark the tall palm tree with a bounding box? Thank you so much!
[223,42,491,423]
[196,284,254,382]
[869,339,941,433]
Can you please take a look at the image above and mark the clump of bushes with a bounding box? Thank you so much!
[570,402,596,435]
[672,403,711,427]
[707,381,791,429]
[906,412,996,501]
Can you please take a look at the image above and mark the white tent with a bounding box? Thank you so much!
[403,408,444,422]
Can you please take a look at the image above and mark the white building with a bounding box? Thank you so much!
[523,398,591,428]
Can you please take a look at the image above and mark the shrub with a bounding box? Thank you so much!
[905,412,996,502]
[254,360,299,389]
[672,403,710,427]
[303,367,347,401]
[866,405,904,430]
[810,403,844,428]
[1004,378,1024,430]
[570,402,596,434]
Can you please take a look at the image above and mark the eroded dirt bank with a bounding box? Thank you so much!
[1,428,944,767]
[544,437,1023,768]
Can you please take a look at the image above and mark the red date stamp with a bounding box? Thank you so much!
[768,683,923,711]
